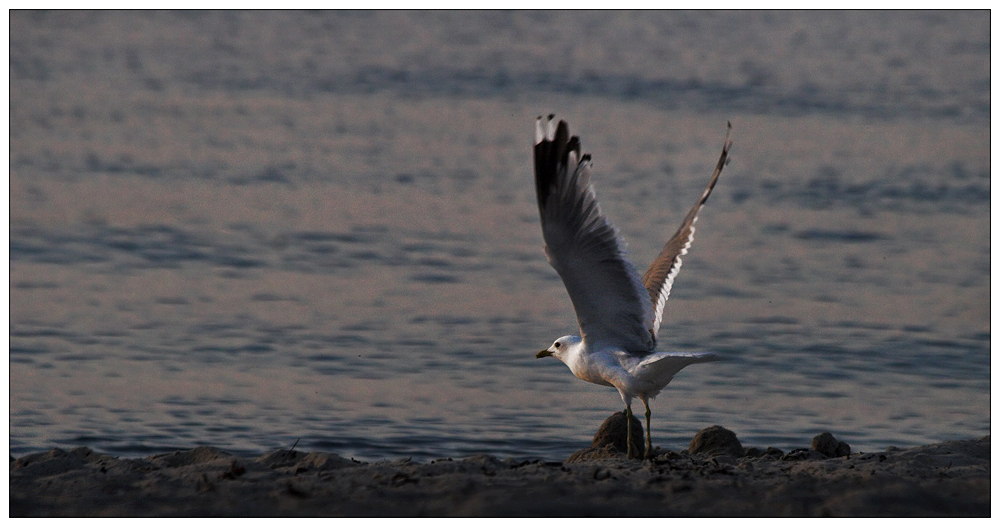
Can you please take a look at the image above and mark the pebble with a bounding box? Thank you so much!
[812,432,851,458]
[591,411,644,457]
[689,425,744,457]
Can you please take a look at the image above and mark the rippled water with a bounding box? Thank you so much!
[9,11,990,461]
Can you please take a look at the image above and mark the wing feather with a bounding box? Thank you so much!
[642,122,733,337]
[534,116,656,353]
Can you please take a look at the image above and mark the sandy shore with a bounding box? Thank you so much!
[10,433,989,517]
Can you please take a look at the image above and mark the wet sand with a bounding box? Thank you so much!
[10,435,989,517]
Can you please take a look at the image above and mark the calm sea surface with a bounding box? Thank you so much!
[9,11,990,461]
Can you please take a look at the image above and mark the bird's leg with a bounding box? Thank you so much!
[625,405,636,458]
[643,400,653,460]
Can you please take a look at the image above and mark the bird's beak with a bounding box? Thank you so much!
[536,349,553,359]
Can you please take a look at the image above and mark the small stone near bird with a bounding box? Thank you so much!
[812,431,851,458]
[689,425,744,458]
[592,411,644,458]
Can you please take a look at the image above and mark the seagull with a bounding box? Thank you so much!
[533,115,732,459]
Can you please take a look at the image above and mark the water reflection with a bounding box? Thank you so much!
[9,11,989,461]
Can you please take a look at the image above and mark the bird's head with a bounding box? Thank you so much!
[535,335,581,362]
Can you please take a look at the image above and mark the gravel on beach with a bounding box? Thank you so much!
[10,434,989,517]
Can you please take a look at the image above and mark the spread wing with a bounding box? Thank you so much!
[534,115,656,354]
[642,122,732,338]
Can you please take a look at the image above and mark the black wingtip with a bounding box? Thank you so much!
[720,122,733,159]
[534,116,585,214]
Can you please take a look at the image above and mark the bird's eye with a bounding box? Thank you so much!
[554,342,561,348]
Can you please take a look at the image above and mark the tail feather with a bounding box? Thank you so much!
[636,351,720,395]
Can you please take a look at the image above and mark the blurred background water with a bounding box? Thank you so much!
[8,11,990,461]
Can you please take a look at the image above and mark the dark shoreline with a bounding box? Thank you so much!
[10,435,989,517]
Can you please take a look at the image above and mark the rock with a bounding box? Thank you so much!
[782,448,826,461]
[150,446,234,468]
[591,411,643,457]
[689,425,744,457]
[712,455,737,466]
[812,432,851,458]
[566,444,625,463]
[743,446,784,459]
[11,449,86,478]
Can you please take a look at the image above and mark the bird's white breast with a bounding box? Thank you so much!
[565,343,627,388]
